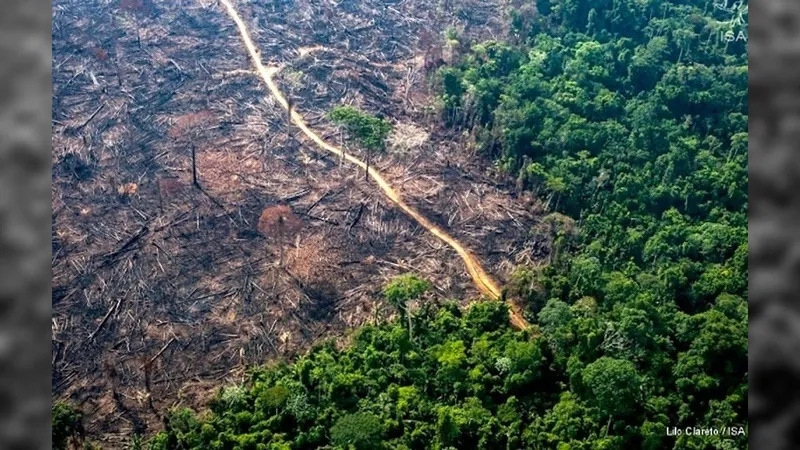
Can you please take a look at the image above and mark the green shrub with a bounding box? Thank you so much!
[328,106,392,152]
[52,401,83,450]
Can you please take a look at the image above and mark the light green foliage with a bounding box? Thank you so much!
[494,356,512,374]
[382,273,431,312]
[444,27,460,47]
[328,105,392,152]
[284,392,312,423]
[220,384,248,409]
[436,340,466,368]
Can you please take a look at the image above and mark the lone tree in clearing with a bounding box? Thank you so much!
[328,105,392,179]
[168,111,216,189]
[119,0,155,48]
[258,205,303,267]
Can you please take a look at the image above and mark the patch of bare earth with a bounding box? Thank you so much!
[52,0,550,446]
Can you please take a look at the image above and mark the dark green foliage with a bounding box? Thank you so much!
[328,105,392,152]
[146,301,547,449]
[330,413,383,449]
[139,0,746,448]
[52,401,84,450]
[435,0,747,447]
[258,385,290,411]
[582,357,641,418]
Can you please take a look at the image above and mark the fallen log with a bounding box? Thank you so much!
[142,338,177,369]
[88,298,121,341]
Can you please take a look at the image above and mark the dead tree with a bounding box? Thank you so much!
[191,143,199,188]
[258,205,303,267]
[141,357,155,413]
[119,0,149,49]
[534,213,577,264]
[168,111,217,190]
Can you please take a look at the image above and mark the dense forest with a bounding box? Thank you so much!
[435,0,748,447]
[55,0,748,448]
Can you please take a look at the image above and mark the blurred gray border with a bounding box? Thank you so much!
[748,0,800,449]
[0,0,53,449]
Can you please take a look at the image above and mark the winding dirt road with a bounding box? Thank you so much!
[219,0,529,330]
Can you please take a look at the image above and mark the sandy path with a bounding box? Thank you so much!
[219,0,529,330]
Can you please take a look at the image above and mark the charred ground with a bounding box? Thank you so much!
[51,0,548,444]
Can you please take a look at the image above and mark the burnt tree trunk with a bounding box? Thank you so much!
[191,144,199,188]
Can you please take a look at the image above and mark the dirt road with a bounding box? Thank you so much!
[219,0,529,330]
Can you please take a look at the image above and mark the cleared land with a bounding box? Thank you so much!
[51,0,548,443]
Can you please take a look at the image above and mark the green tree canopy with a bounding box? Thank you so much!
[329,105,392,152]
[330,412,383,449]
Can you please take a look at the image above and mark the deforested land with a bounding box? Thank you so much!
[52,0,748,448]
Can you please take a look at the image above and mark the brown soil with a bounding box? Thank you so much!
[51,0,550,446]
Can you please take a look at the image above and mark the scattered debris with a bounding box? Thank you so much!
[117,183,138,197]
[51,0,545,445]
